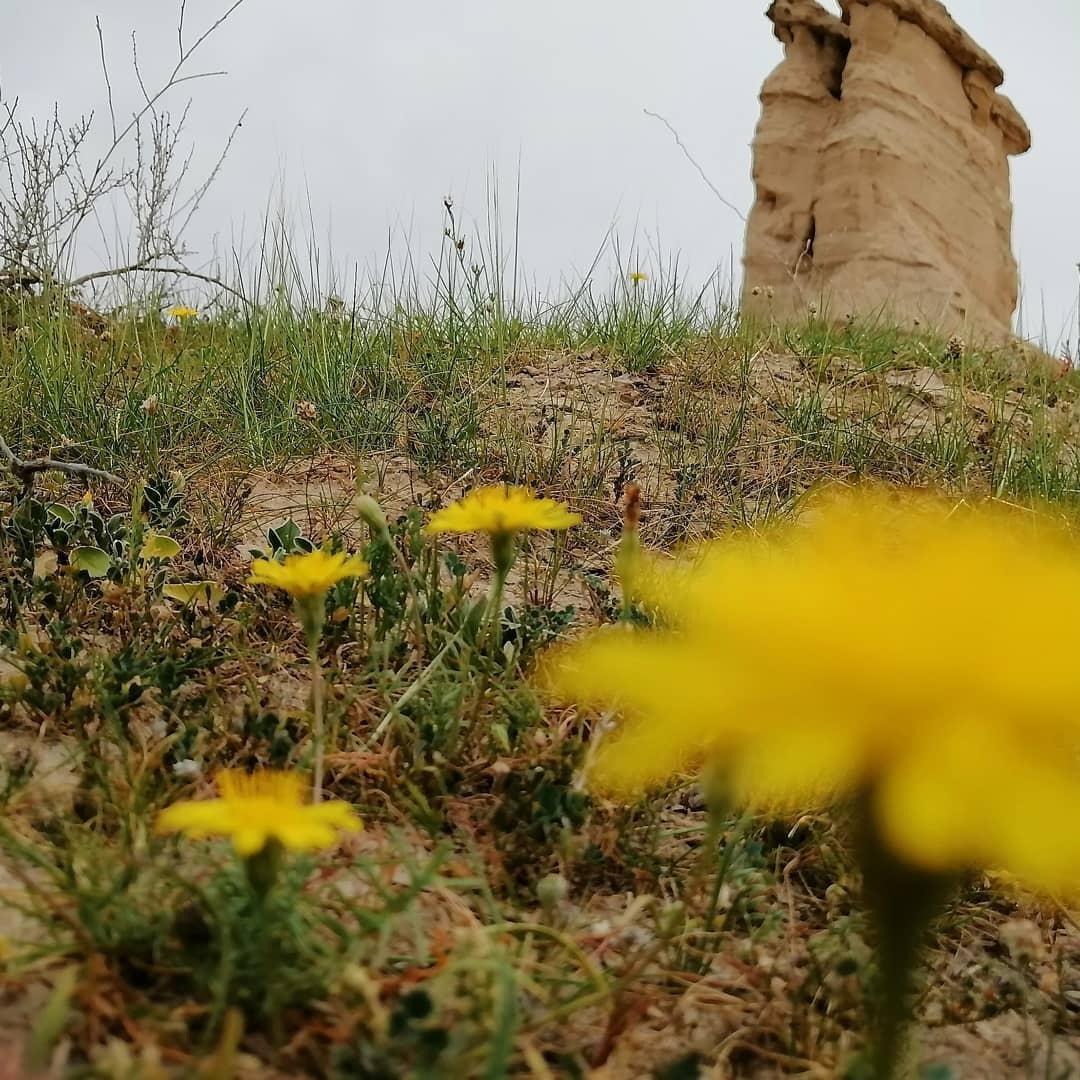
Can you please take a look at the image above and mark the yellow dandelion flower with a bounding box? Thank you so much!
[156,770,362,856]
[426,485,581,538]
[248,548,369,600]
[543,487,1080,893]
[629,271,647,285]
[168,305,198,320]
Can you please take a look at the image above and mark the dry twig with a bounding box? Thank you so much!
[0,434,123,495]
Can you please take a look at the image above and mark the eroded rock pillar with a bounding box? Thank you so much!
[742,0,1031,342]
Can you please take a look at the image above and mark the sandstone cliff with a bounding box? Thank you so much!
[742,0,1031,342]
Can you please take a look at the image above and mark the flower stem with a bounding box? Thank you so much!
[616,484,642,622]
[296,595,327,802]
[244,838,284,902]
[244,839,284,1036]
[853,794,956,1079]
[484,531,516,653]
[309,645,326,803]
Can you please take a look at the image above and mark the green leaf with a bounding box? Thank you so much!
[46,503,75,524]
[268,519,304,554]
[163,581,226,608]
[71,546,112,578]
[484,960,518,1080]
[26,964,78,1070]
[140,533,181,561]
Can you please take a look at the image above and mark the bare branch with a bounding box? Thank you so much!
[180,0,247,72]
[173,108,247,238]
[54,0,248,266]
[643,108,746,223]
[131,30,155,115]
[67,252,177,287]
[0,434,123,494]
[96,17,118,143]
[68,259,248,303]
[178,0,188,59]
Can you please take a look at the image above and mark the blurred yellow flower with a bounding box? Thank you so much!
[156,770,361,856]
[168,305,198,320]
[544,487,1080,892]
[249,548,369,600]
[426,485,581,538]
[629,271,647,285]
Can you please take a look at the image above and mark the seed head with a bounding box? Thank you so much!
[945,335,966,362]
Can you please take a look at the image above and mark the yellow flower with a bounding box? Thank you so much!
[156,770,362,856]
[426,485,581,538]
[629,271,647,285]
[248,548,369,599]
[543,487,1080,892]
[168,305,198,320]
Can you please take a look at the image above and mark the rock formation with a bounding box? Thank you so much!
[742,0,1031,342]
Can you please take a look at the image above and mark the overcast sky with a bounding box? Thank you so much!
[4,1,1078,347]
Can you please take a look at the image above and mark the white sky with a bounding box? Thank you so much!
[4,1,1079,347]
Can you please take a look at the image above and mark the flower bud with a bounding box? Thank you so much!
[536,873,569,912]
[355,494,391,541]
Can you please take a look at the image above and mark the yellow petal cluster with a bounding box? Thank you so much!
[544,487,1080,892]
[426,485,581,537]
[167,305,199,319]
[156,770,362,856]
[248,548,369,599]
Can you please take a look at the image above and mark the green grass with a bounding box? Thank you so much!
[1,264,1080,1077]
[4,280,1079,524]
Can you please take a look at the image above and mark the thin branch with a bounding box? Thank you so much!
[178,0,188,59]
[643,108,746,223]
[69,260,249,303]
[56,0,248,265]
[0,434,123,493]
[95,17,118,143]
[179,0,247,73]
[0,95,17,144]
[173,108,247,237]
[131,30,155,115]
[67,252,177,287]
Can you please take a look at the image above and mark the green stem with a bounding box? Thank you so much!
[309,645,326,803]
[485,567,509,648]
[243,840,284,1037]
[853,793,956,1079]
[484,531,516,654]
[244,838,283,902]
[296,594,327,802]
[615,530,641,623]
[370,634,459,742]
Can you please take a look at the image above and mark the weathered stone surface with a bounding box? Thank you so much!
[742,0,1031,342]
